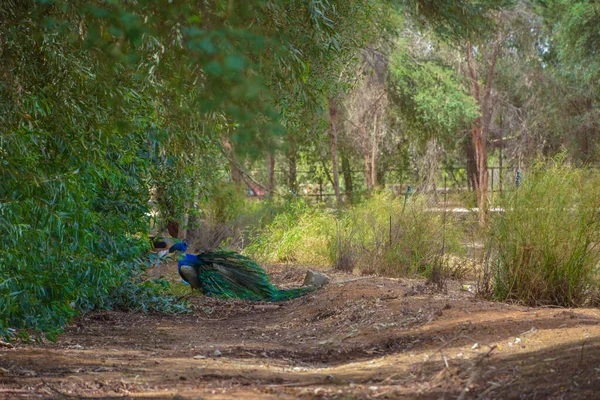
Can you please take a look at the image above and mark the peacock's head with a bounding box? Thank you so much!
[169,241,189,254]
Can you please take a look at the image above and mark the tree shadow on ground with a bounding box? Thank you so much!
[415,336,600,399]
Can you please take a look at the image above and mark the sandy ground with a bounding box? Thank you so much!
[2,262,600,399]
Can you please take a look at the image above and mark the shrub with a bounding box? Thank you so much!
[187,187,287,253]
[0,124,191,341]
[186,183,247,252]
[483,160,600,306]
[207,183,248,224]
[329,193,464,277]
[243,193,465,278]
[244,199,334,265]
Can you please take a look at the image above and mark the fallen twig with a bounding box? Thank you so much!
[252,305,281,310]
[477,377,517,400]
[457,345,498,400]
[333,277,375,285]
[267,380,325,388]
[0,389,30,393]
[196,316,230,321]
[578,340,586,368]
[41,380,80,398]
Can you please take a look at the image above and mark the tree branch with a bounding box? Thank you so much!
[481,32,504,135]
[221,152,268,191]
[465,43,480,103]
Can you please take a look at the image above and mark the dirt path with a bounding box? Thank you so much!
[2,264,600,399]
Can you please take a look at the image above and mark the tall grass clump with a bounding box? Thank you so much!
[485,160,600,306]
[244,199,335,265]
[330,193,464,277]
[186,184,284,252]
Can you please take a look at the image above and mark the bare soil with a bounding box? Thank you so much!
[2,263,600,399]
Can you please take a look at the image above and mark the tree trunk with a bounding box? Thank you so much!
[341,149,353,203]
[288,134,297,194]
[180,210,189,241]
[471,119,489,223]
[464,135,478,191]
[376,164,386,186]
[222,137,242,184]
[360,114,373,191]
[329,98,342,204]
[267,153,275,197]
[371,111,379,188]
[499,129,503,193]
[167,220,179,239]
[466,38,501,224]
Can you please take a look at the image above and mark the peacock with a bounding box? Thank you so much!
[151,237,188,258]
[177,250,316,302]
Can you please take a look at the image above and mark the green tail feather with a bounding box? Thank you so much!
[192,251,316,302]
[270,287,317,301]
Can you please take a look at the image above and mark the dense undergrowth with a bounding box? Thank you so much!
[244,200,335,266]
[483,161,600,307]
[237,192,465,278]
[203,161,600,308]
[329,194,464,277]
[0,126,191,341]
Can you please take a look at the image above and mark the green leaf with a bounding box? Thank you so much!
[203,60,223,76]
[224,55,245,72]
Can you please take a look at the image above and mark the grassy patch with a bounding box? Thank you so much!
[242,193,465,279]
[330,193,464,277]
[187,184,286,252]
[244,199,334,265]
[483,160,600,306]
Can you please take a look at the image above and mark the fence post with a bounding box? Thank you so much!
[441,176,447,256]
[491,167,494,202]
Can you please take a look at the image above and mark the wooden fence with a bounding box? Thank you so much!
[245,165,518,203]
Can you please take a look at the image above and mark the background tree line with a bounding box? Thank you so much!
[240,1,600,216]
[1,0,597,338]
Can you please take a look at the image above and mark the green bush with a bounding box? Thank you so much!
[244,193,465,277]
[330,193,464,277]
[0,126,190,341]
[206,183,248,224]
[187,188,290,252]
[244,199,334,265]
[484,160,600,306]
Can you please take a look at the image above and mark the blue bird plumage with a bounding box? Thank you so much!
[151,237,188,258]
[169,241,188,253]
[177,250,316,301]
